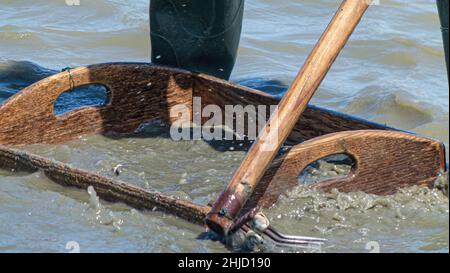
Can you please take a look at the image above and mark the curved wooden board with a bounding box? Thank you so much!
[0,63,193,145]
[249,130,447,209]
[0,63,392,146]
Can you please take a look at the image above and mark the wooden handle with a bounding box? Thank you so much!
[205,0,371,236]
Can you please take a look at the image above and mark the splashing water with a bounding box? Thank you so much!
[9,124,447,253]
[0,0,448,253]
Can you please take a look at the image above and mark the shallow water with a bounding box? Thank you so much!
[8,126,449,253]
[0,0,448,253]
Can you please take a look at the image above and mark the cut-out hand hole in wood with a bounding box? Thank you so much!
[299,153,355,186]
[247,130,446,209]
[54,84,110,116]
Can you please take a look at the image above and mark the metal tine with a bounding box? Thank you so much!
[242,224,325,248]
[264,227,325,246]
[264,240,321,249]
[266,226,327,243]
[234,208,326,248]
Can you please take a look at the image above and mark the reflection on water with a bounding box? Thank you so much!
[0,0,448,252]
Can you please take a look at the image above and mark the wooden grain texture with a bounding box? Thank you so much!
[249,130,447,209]
[193,75,392,144]
[206,0,371,235]
[0,145,210,225]
[0,63,193,145]
[0,63,391,147]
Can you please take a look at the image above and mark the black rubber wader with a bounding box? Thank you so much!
[150,0,245,80]
[437,0,449,81]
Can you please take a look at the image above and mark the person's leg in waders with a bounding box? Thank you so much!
[149,0,245,80]
[437,0,449,82]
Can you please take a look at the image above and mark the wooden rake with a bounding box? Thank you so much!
[0,0,447,248]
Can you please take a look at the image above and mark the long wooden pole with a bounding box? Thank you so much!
[205,0,371,236]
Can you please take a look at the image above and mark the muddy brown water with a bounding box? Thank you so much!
[0,0,448,252]
[2,124,446,253]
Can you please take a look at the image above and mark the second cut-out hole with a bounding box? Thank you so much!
[299,154,355,186]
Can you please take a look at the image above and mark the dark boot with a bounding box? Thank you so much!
[150,0,245,80]
[437,0,449,81]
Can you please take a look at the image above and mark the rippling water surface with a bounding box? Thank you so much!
[0,0,448,253]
